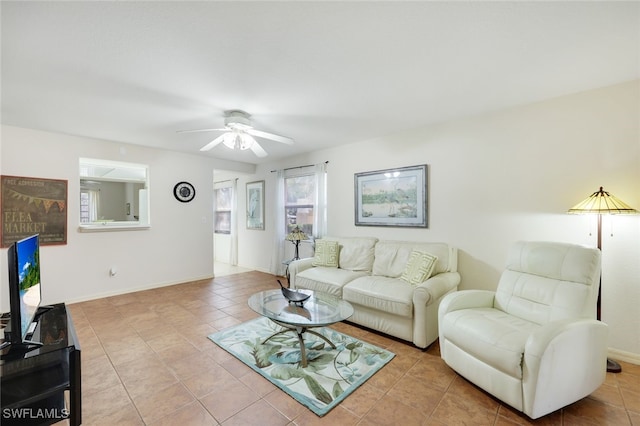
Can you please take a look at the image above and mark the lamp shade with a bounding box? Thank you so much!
[286,226,307,241]
[568,187,638,215]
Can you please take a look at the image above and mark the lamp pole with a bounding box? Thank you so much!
[596,213,621,373]
[568,187,639,374]
[596,213,602,251]
[293,240,300,260]
[594,213,622,372]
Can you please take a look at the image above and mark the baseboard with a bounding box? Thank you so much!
[609,347,640,366]
[59,274,215,305]
[252,266,272,274]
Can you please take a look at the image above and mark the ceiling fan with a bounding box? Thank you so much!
[178,110,294,157]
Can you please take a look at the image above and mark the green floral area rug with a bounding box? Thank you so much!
[208,317,395,417]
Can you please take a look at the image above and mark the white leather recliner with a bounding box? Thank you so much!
[438,241,607,419]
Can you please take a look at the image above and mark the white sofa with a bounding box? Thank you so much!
[289,237,460,348]
[438,241,606,419]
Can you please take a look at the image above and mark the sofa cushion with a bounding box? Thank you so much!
[296,267,368,298]
[322,237,378,272]
[373,241,451,277]
[440,307,540,378]
[312,240,339,268]
[401,250,438,285]
[343,276,414,318]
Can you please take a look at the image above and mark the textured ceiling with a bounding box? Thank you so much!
[2,1,639,165]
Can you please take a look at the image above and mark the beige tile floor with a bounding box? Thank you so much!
[68,271,640,425]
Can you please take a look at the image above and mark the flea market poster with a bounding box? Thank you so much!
[1,175,68,247]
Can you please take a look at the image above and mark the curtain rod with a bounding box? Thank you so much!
[213,178,237,185]
[271,160,329,173]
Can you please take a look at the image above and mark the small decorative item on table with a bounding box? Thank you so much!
[277,279,310,307]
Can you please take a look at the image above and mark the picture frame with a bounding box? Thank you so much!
[246,180,265,230]
[354,164,428,228]
[1,175,68,246]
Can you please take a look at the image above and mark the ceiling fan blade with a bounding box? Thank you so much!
[250,141,268,157]
[200,134,227,151]
[247,129,294,145]
[176,128,227,134]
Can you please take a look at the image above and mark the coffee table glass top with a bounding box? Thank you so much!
[248,289,354,327]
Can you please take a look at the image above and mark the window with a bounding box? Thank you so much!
[79,158,149,231]
[214,186,232,234]
[270,163,326,275]
[79,189,99,223]
[284,174,315,235]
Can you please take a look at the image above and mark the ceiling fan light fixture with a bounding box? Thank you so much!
[224,110,253,131]
[239,133,256,150]
[222,132,237,149]
[221,131,256,151]
[179,109,293,156]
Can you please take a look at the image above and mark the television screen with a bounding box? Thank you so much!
[9,234,42,343]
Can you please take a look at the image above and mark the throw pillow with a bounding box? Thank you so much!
[401,250,438,285]
[312,240,340,268]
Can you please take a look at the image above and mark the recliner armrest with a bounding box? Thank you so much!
[525,318,606,358]
[437,290,496,344]
[438,289,495,316]
[523,318,608,418]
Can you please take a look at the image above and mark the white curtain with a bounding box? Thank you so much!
[313,162,328,239]
[269,170,286,275]
[230,178,238,266]
[269,163,328,275]
[89,189,100,221]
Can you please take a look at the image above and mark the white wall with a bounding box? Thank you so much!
[1,81,637,360]
[233,80,640,360]
[0,126,223,307]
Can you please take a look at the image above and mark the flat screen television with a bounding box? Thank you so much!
[4,234,43,349]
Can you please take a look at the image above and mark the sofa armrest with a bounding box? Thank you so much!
[411,271,461,348]
[523,318,608,418]
[288,258,315,289]
[413,272,461,306]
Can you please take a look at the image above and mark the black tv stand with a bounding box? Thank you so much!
[1,303,81,425]
[35,305,54,316]
[2,317,44,350]
[2,305,57,352]
[0,340,44,353]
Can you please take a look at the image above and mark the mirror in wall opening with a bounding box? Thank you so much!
[79,158,150,230]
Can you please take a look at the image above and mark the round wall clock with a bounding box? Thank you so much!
[173,181,195,203]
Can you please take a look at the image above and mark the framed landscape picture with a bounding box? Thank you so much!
[246,180,265,230]
[354,164,428,228]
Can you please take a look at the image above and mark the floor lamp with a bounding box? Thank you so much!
[568,186,638,373]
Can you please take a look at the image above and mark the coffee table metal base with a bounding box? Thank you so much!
[262,319,336,368]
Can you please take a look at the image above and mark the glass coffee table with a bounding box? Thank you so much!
[247,289,354,367]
